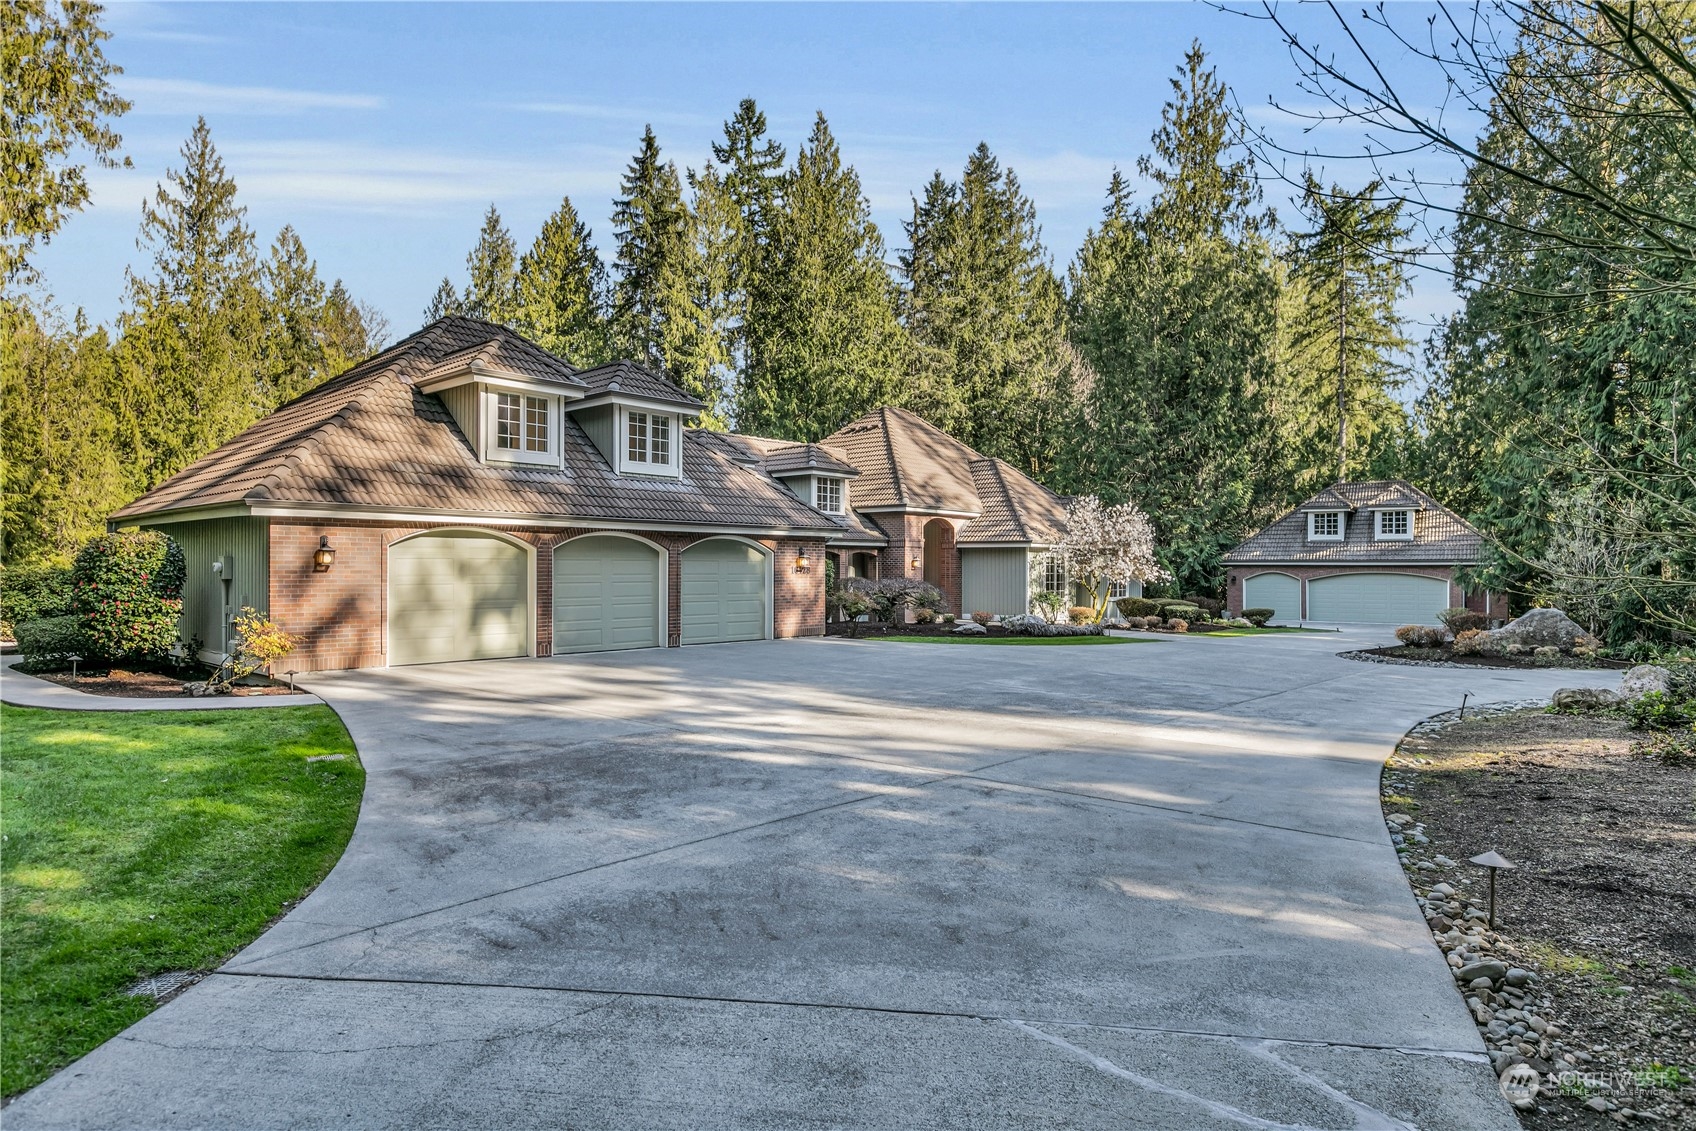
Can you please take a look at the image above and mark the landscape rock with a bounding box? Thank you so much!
[1483,607,1589,652]
[1619,664,1672,700]
[183,680,230,697]
[952,622,988,635]
[1552,687,1623,710]
[1457,959,1509,984]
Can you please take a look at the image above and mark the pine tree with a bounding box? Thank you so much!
[676,162,736,425]
[899,143,1070,474]
[512,194,609,366]
[320,279,379,374]
[739,113,909,440]
[710,99,787,375]
[115,117,265,489]
[609,127,691,369]
[260,224,329,405]
[461,204,517,324]
[424,276,461,321]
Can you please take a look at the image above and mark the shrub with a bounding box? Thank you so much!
[1628,690,1691,731]
[0,561,75,637]
[1167,618,1189,632]
[1240,608,1274,627]
[1184,594,1224,618]
[1439,607,1486,635]
[69,531,186,663]
[1115,597,1161,619]
[1030,590,1066,622]
[1068,605,1096,625]
[970,610,994,625]
[839,577,942,622]
[14,615,87,662]
[1144,616,1165,628]
[1395,625,1447,648]
[203,607,299,693]
[1163,603,1203,622]
[1452,628,1488,655]
[914,607,937,625]
[940,613,956,625]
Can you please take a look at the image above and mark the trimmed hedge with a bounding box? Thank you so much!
[1115,596,1161,619]
[15,615,86,661]
[0,562,75,636]
[69,532,185,663]
[1240,608,1275,627]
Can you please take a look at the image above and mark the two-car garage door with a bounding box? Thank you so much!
[1241,570,1450,625]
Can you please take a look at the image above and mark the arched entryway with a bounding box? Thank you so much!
[920,518,955,612]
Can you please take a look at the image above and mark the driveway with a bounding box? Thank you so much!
[8,630,1615,1129]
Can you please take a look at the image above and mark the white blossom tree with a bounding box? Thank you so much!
[1056,495,1170,620]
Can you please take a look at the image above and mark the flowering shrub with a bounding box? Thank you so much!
[69,532,185,663]
[204,607,299,693]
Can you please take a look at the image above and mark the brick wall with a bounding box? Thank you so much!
[1224,564,1508,621]
[875,514,963,615]
[270,520,828,672]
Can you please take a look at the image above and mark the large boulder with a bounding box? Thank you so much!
[1486,608,1590,652]
[952,622,988,636]
[1552,687,1622,711]
[1620,664,1671,700]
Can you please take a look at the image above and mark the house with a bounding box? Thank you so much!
[1223,481,1505,625]
[109,318,1107,673]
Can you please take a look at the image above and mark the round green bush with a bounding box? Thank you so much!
[1115,596,1160,619]
[70,531,186,663]
[14,614,87,662]
[1239,608,1275,627]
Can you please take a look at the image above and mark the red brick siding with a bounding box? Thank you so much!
[269,520,828,673]
[875,514,964,616]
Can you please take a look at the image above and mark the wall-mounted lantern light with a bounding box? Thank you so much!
[910,553,921,571]
[795,550,810,573]
[313,535,337,572]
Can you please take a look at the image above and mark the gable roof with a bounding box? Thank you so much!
[684,430,884,544]
[1224,480,1485,566]
[572,359,705,410]
[959,458,1069,544]
[110,317,838,535]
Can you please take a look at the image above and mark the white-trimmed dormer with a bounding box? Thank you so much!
[564,361,704,480]
[1306,510,1344,541]
[417,344,584,469]
[1373,508,1415,541]
[618,404,682,478]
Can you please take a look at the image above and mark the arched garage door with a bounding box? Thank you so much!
[389,531,530,666]
[1242,573,1300,624]
[552,535,662,653]
[681,539,768,644]
[1307,573,1448,625]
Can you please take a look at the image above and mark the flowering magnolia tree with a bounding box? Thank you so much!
[1056,495,1169,619]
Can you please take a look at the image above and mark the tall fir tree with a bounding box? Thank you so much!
[739,113,909,440]
[461,204,517,324]
[512,194,610,366]
[899,143,1071,475]
[423,276,461,321]
[710,99,787,376]
[260,224,329,405]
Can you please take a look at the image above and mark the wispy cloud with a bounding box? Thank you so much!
[117,77,384,116]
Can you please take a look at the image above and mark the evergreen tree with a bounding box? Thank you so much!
[899,143,1071,474]
[424,276,461,321]
[512,194,609,366]
[677,162,737,425]
[260,224,329,405]
[1064,45,1283,593]
[115,117,265,489]
[710,99,787,374]
[739,113,909,440]
[1282,177,1416,490]
[461,204,517,324]
[320,279,381,373]
[609,127,692,369]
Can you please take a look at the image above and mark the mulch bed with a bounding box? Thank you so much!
[30,669,297,698]
[1389,710,1696,1128]
[1368,645,1629,671]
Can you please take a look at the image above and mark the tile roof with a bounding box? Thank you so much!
[1224,480,1485,565]
[572,359,704,410]
[683,429,887,545]
[111,318,839,534]
[823,406,983,511]
[758,442,861,478]
[958,458,1069,545]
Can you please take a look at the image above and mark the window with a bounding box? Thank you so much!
[626,411,672,465]
[523,396,548,452]
[495,393,523,451]
[815,477,843,514]
[1307,511,1342,540]
[1107,580,1133,600]
[1037,552,1067,594]
[1377,509,1413,539]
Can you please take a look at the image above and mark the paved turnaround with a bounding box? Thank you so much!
[8,629,1616,1130]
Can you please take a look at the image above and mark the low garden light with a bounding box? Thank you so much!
[795,550,810,573]
[1469,850,1517,928]
[312,536,336,572]
[69,654,82,680]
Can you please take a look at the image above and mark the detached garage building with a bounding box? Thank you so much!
[110,317,854,672]
[1223,481,1506,626]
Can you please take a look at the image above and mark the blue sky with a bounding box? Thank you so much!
[36,2,1467,347]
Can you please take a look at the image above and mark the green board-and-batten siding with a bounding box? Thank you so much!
[437,384,479,446]
[960,549,1028,617]
[143,516,270,659]
[570,404,616,466]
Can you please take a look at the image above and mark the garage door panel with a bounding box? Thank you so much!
[1307,573,1448,625]
[681,540,768,644]
[389,532,530,666]
[1242,574,1300,624]
[551,536,661,654]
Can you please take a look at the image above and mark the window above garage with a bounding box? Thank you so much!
[1306,511,1344,541]
[619,407,681,478]
[1374,509,1414,541]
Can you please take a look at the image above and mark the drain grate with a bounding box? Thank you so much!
[124,970,203,1001]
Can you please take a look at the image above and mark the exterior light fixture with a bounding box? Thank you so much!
[312,535,336,572]
[795,551,810,573]
[910,554,921,571]
[1469,850,1517,928]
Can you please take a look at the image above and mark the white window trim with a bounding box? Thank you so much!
[1033,550,1069,595]
[617,407,681,477]
[1307,511,1344,541]
[485,390,557,466]
[1107,579,1133,600]
[1374,509,1415,541]
[815,476,844,514]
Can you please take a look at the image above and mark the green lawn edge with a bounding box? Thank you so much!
[0,704,364,1097]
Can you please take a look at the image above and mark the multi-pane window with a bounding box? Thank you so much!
[627,411,672,465]
[1309,511,1342,539]
[495,393,523,450]
[1037,552,1067,594]
[523,396,548,452]
[1378,509,1412,538]
[816,477,843,514]
[1107,580,1132,600]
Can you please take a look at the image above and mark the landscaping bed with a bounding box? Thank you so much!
[0,705,363,1097]
[1354,645,1629,671]
[23,666,298,697]
[1385,709,1695,1128]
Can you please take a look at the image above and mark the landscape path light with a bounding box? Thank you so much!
[1469,850,1517,928]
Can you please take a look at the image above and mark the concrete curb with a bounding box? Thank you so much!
[1,655,323,711]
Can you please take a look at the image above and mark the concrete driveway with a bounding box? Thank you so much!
[9,629,1615,1129]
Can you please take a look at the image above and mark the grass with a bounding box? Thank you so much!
[0,705,363,1097]
[874,634,1153,646]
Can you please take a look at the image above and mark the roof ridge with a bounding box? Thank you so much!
[983,457,1029,542]
[879,407,907,506]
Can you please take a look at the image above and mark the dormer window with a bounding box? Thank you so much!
[815,477,844,514]
[627,411,671,465]
[1308,511,1343,540]
[489,391,554,464]
[1376,509,1413,540]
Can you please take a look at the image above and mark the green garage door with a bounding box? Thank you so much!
[389,531,530,666]
[552,536,662,653]
[1307,573,1448,625]
[1242,573,1301,624]
[681,539,767,644]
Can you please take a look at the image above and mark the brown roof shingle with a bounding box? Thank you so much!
[1224,481,1485,565]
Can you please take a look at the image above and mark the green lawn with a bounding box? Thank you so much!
[875,634,1153,646]
[0,705,363,1097]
